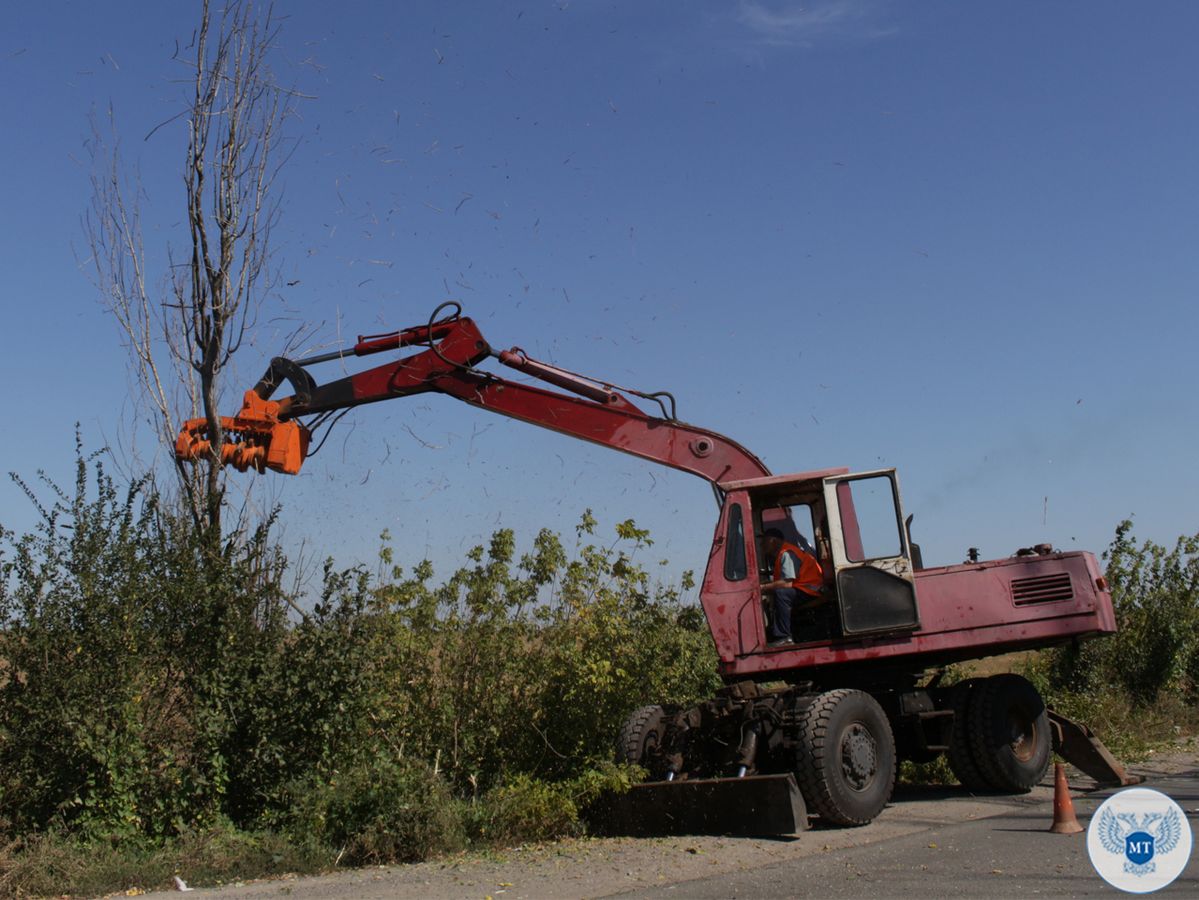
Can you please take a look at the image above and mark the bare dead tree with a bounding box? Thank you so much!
[86,0,293,543]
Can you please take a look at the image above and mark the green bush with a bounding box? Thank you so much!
[369,512,721,793]
[466,774,578,845]
[465,763,640,846]
[0,447,263,838]
[0,446,387,842]
[223,563,390,828]
[1036,521,1199,702]
[1024,520,1199,756]
[1,445,715,885]
[281,754,465,865]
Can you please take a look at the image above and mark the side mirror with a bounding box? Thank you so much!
[905,514,924,571]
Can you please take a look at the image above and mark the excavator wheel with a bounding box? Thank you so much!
[616,704,669,777]
[968,674,1051,793]
[946,678,992,791]
[795,689,896,826]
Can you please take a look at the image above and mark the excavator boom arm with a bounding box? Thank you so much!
[175,305,770,485]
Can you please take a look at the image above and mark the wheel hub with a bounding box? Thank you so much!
[841,723,878,791]
[1007,709,1037,762]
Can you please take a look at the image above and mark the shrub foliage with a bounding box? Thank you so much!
[1033,520,1199,699]
[0,447,717,878]
[1023,519,1199,756]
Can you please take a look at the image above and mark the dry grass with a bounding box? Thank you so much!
[0,829,329,899]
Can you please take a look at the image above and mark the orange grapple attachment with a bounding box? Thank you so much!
[174,390,311,475]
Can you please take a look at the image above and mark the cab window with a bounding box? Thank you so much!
[838,475,903,563]
[724,503,748,581]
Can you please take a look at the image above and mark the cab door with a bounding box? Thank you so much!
[823,470,920,636]
[699,491,765,660]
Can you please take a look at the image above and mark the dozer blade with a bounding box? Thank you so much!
[1049,709,1143,786]
[587,773,808,837]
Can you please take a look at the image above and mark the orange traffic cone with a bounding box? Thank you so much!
[1049,762,1084,834]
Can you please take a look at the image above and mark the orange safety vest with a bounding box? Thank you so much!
[773,542,823,598]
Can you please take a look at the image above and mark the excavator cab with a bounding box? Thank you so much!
[705,468,920,660]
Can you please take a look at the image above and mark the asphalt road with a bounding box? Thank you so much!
[615,772,1199,898]
[146,755,1199,899]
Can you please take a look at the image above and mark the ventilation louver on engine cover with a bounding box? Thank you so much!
[1011,572,1074,605]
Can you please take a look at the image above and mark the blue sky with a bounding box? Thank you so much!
[2,1,1196,586]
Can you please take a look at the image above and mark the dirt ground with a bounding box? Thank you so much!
[144,740,1199,900]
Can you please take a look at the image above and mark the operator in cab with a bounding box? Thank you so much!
[761,527,826,645]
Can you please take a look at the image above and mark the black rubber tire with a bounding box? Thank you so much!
[615,705,668,777]
[968,674,1051,793]
[795,689,896,826]
[946,679,992,791]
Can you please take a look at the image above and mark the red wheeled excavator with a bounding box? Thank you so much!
[177,303,1136,835]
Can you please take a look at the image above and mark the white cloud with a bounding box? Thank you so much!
[736,0,894,46]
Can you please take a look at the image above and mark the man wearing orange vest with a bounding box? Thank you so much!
[761,527,827,644]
